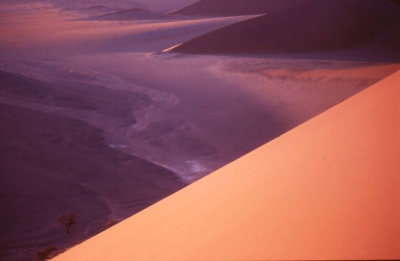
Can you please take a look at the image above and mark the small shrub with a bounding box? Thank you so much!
[34,246,57,261]
[106,219,115,227]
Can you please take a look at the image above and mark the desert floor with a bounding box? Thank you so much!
[0,2,399,261]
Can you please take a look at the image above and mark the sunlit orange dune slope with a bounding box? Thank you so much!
[53,70,400,260]
[172,0,400,54]
[169,0,310,17]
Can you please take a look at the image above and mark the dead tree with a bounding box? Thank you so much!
[57,214,77,234]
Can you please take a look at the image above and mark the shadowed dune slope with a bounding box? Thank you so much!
[0,71,186,261]
[374,24,400,51]
[169,0,310,16]
[94,8,169,21]
[387,0,400,4]
[173,0,400,54]
[53,71,400,260]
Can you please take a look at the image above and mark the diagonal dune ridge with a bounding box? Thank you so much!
[172,0,400,54]
[93,8,170,21]
[169,0,310,17]
[53,70,400,259]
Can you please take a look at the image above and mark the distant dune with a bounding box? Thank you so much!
[387,0,400,5]
[53,70,400,261]
[93,8,170,21]
[374,25,400,51]
[173,0,400,54]
[170,0,310,17]
[83,5,124,15]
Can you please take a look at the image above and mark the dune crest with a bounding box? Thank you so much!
[93,8,169,21]
[53,71,400,260]
[170,0,310,17]
[173,0,400,54]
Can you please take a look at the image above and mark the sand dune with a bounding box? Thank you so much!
[53,70,400,261]
[173,0,400,54]
[14,0,198,14]
[373,24,400,51]
[0,6,250,54]
[258,63,400,81]
[387,0,400,4]
[68,5,124,16]
[93,8,170,21]
[170,0,310,17]
[128,0,198,13]
[2,2,399,261]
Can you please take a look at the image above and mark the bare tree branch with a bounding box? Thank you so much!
[57,214,77,234]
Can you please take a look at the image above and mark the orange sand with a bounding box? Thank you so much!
[53,70,400,260]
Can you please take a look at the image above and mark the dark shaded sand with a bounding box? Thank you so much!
[173,0,400,54]
[170,0,310,17]
[387,0,400,4]
[373,24,400,51]
[93,8,171,21]
[0,71,185,261]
